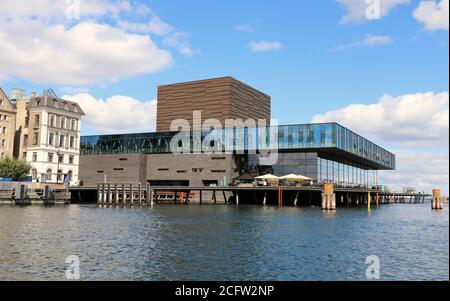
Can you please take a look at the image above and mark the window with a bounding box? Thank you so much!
[46,169,52,182]
[69,155,74,164]
[158,168,169,171]
[23,134,28,147]
[211,170,226,173]
[33,133,38,145]
[69,136,75,149]
[48,133,54,145]
[71,119,77,130]
[212,157,226,160]
[1,139,6,148]
[68,170,73,181]
[48,152,54,162]
[113,168,124,171]
[32,152,37,162]
[50,115,56,127]
[60,117,66,129]
[59,135,65,147]
[192,168,204,173]
[58,154,64,163]
[57,170,63,182]
[1,127,6,134]
[0,152,5,159]
[25,116,29,127]
[22,152,26,159]
[31,169,37,180]
[34,115,40,127]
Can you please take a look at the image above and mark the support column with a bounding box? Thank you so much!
[97,183,102,205]
[146,184,151,206]
[376,192,379,208]
[129,183,134,206]
[322,184,334,210]
[236,191,239,205]
[294,192,300,207]
[367,192,371,212]
[432,189,443,210]
[106,183,111,205]
[114,183,119,205]
[263,191,267,206]
[137,183,142,205]
[122,183,126,204]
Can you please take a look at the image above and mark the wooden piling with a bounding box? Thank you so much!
[129,183,134,206]
[322,183,334,210]
[114,183,119,205]
[432,189,443,210]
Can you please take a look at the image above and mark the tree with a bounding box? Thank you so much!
[0,157,32,180]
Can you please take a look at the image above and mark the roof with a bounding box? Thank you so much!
[28,95,85,115]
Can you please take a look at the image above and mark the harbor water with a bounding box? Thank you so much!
[0,203,448,281]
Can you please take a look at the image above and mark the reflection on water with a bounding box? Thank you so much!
[0,204,448,281]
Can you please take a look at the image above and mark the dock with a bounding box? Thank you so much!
[69,183,435,209]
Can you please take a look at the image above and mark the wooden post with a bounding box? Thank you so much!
[367,192,371,212]
[137,183,142,205]
[330,193,336,210]
[122,183,126,204]
[97,183,102,205]
[294,191,300,207]
[146,184,151,206]
[322,183,334,210]
[376,192,379,208]
[199,189,203,204]
[114,183,119,205]
[129,183,134,206]
[106,183,111,205]
[432,189,443,210]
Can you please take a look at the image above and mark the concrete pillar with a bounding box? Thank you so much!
[432,189,443,210]
[236,191,239,205]
[130,183,134,206]
[322,184,334,210]
[114,183,119,205]
[294,192,300,207]
[263,191,267,206]
[97,183,102,205]
[138,183,142,205]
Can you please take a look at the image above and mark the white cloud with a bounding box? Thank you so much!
[117,17,174,35]
[163,32,198,57]
[331,34,393,52]
[63,93,157,134]
[379,151,449,195]
[312,91,449,147]
[0,21,173,85]
[313,91,449,195]
[413,0,449,31]
[0,0,183,85]
[235,24,255,33]
[338,0,409,23]
[247,41,283,52]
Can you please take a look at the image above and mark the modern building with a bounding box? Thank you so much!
[0,88,17,159]
[4,89,85,185]
[79,77,395,187]
[157,77,271,132]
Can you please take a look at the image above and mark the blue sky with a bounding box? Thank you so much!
[1,0,448,127]
[0,0,448,193]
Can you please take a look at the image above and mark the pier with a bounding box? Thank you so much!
[0,183,71,205]
[69,183,435,209]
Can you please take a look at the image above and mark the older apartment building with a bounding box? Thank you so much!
[0,88,17,159]
[3,88,85,185]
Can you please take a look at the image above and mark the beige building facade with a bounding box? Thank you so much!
[0,88,16,159]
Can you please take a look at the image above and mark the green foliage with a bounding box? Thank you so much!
[0,157,32,179]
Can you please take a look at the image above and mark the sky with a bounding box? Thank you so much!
[0,0,448,194]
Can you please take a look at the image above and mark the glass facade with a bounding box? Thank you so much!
[80,123,395,170]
